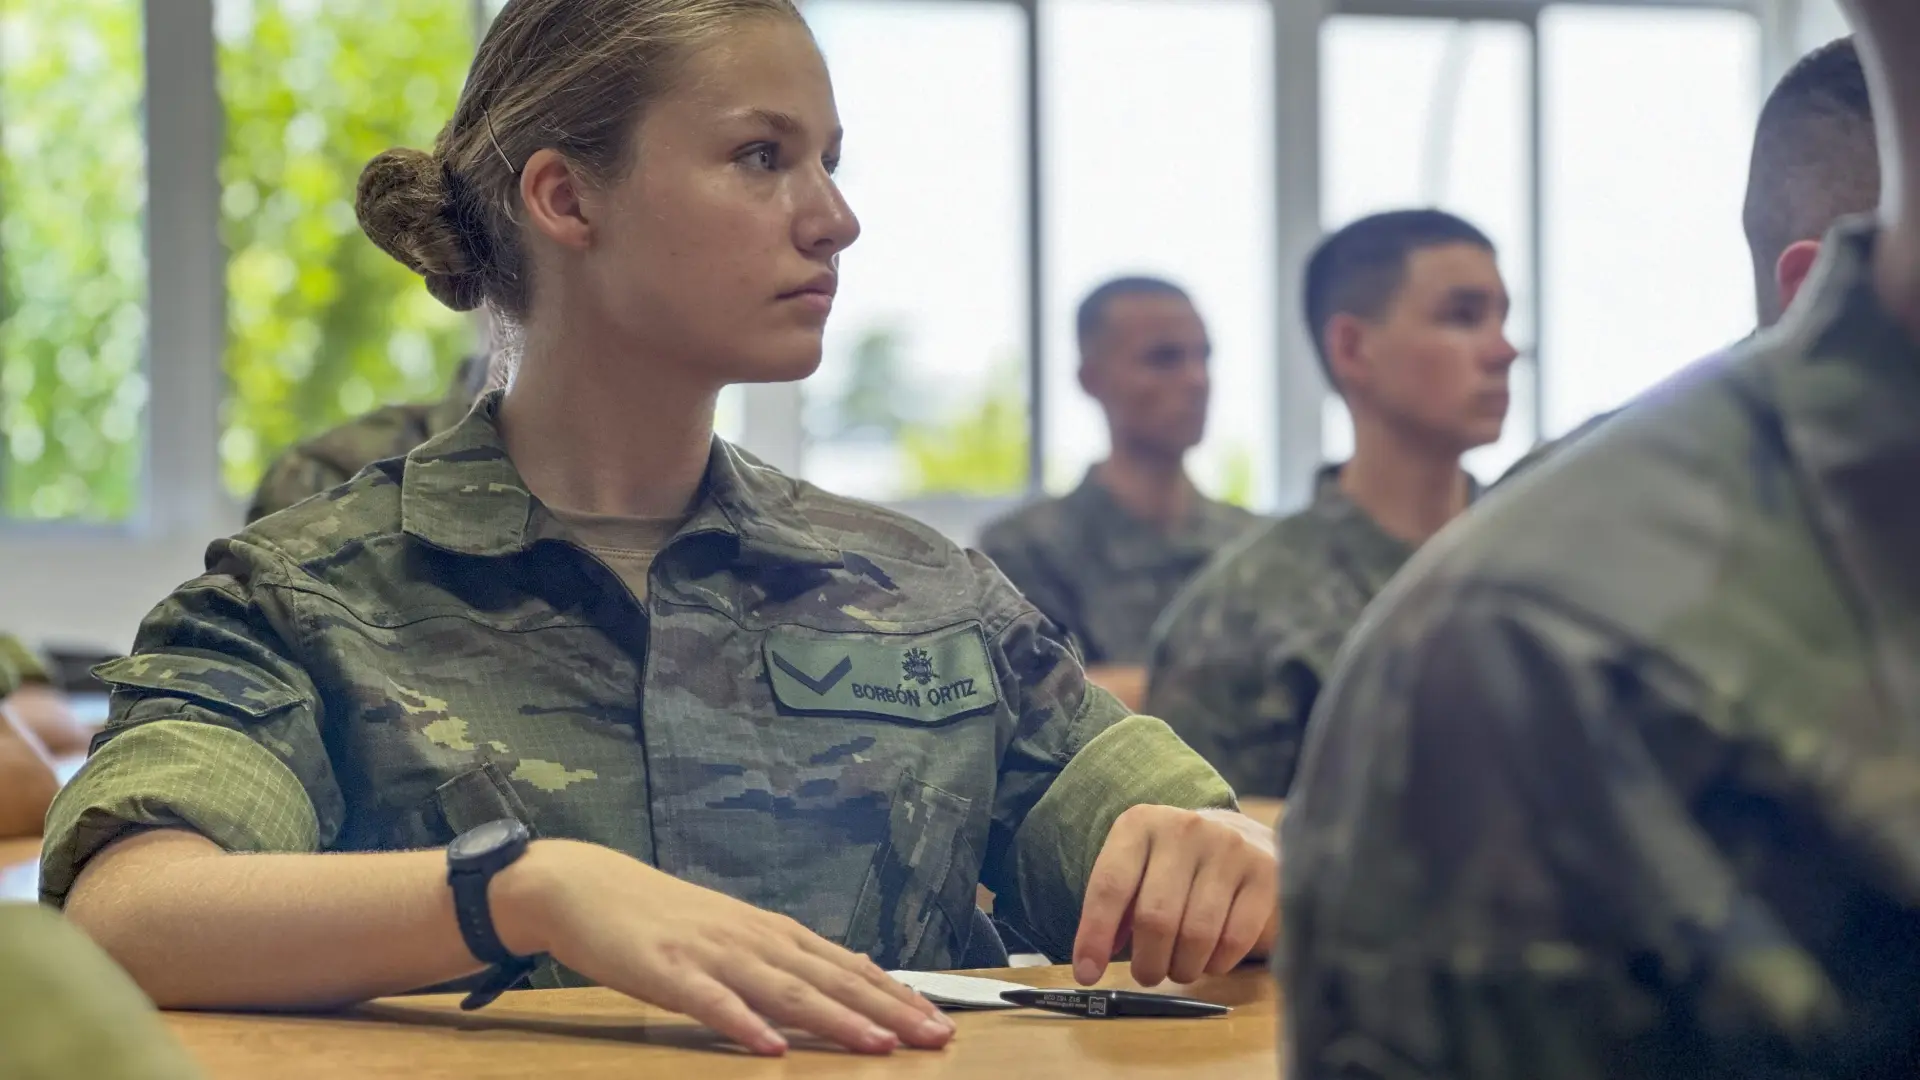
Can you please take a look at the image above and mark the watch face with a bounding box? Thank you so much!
[450,818,522,862]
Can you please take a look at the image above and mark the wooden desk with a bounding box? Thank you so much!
[1240,797,1284,831]
[165,965,1280,1079]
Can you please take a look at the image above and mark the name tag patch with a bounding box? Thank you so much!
[764,624,1001,725]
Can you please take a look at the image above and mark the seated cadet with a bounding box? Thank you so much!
[1494,36,1879,488]
[978,278,1258,709]
[0,633,89,755]
[1145,210,1515,799]
[246,350,499,522]
[0,904,204,1080]
[1284,4,1920,1075]
[43,0,1278,1061]
[0,643,58,837]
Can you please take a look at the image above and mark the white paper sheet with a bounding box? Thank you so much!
[886,970,1031,1010]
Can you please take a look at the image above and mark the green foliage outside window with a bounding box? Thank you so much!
[0,0,146,520]
[217,0,474,496]
[899,361,1029,496]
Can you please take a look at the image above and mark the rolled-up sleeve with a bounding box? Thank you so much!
[40,540,342,906]
[976,560,1235,958]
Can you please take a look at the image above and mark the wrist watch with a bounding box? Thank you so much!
[447,818,540,1011]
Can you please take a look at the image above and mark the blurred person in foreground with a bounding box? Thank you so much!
[0,904,203,1080]
[1497,35,1880,485]
[1284,5,1920,1076]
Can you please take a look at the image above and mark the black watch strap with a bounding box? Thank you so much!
[450,867,518,966]
[447,820,540,1011]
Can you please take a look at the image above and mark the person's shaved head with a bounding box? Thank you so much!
[1743,37,1879,326]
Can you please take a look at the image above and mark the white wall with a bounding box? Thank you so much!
[1794,0,1848,48]
[0,531,221,655]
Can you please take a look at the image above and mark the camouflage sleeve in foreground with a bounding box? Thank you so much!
[1283,578,1851,1080]
[1146,555,1314,800]
[0,903,205,1080]
[972,561,1237,960]
[247,446,357,524]
[40,539,332,906]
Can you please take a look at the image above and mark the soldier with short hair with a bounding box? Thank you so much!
[1145,209,1514,799]
[1496,34,1880,487]
[1283,3,1920,1074]
[979,276,1258,709]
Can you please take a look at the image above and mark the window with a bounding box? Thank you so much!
[1042,0,1277,507]
[216,0,478,497]
[0,0,147,520]
[1319,16,1537,483]
[801,0,1030,499]
[1540,5,1760,435]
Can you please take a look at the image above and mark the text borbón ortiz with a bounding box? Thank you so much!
[852,677,982,708]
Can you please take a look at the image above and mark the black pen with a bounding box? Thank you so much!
[999,988,1230,1019]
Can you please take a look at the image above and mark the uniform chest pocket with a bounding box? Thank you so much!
[430,762,540,840]
[842,772,989,971]
[763,622,1002,726]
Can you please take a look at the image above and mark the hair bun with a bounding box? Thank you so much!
[356,147,486,311]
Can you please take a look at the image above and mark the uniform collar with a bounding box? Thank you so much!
[1306,464,1419,594]
[1766,217,1920,722]
[400,391,842,569]
[1065,469,1245,572]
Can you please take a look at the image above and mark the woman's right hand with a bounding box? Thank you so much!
[492,838,956,1057]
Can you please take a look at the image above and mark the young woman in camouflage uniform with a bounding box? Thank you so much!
[44,0,1277,1058]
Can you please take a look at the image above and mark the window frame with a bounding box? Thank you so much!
[0,0,1796,554]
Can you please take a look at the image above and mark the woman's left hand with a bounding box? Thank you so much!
[1071,806,1279,986]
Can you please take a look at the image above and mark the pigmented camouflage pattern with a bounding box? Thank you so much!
[1283,220,1920,1078]
[0,904,204,1079]
[977,473,1260,665]
[245,353,494,523]
[1144,467,1413,799]
[41,392,1235,981]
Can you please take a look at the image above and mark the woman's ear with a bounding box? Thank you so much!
[520,149,594,252]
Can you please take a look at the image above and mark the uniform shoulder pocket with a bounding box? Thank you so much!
[94,653,303,721]
[764,623,1001,726]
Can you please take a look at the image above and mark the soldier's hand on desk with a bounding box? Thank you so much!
[1071,807,1278,988]
[496,839,956,1057]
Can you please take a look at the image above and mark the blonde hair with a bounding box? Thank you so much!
[355,0,803,317]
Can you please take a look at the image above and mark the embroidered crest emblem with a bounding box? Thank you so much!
[901,647,938,686]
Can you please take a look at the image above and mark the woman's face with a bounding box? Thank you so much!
[569,17,859,386]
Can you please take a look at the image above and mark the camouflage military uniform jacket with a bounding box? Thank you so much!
[43,394,1233,980]
[1284,221,1920,1078]
[246,354,493,523]
[977,474,1259,665]
[1144,468,1415,799]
